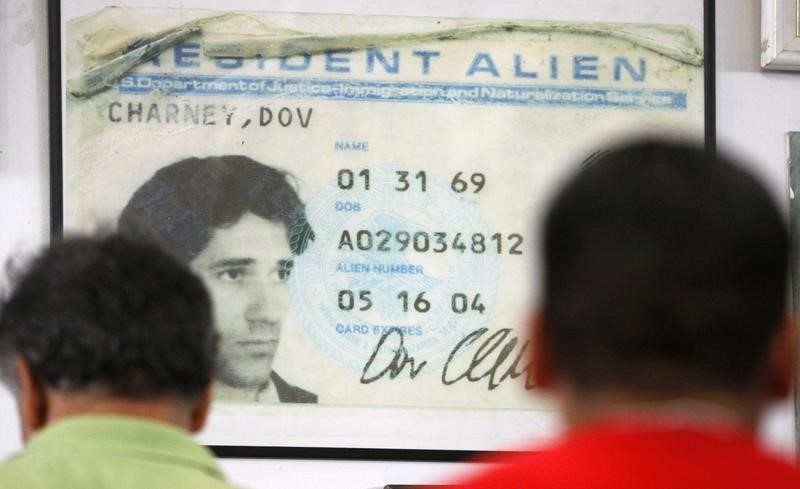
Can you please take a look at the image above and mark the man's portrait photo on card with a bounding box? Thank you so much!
[118,155,317,404]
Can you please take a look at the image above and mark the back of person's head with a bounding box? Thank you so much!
[541,139,790,399]
[0,234,218,435]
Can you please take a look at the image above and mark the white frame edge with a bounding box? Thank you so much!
[762,0,800,70]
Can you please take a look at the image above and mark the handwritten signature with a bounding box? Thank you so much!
[360,327,534,390]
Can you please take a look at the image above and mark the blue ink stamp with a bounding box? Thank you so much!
[289,165,499,373]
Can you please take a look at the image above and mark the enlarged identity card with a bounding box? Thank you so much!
[63,5,704,449]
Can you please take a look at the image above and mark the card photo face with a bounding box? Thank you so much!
[191,213,292,390]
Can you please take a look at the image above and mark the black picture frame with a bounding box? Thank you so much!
[46,0,718,462]
[48,0,63,239]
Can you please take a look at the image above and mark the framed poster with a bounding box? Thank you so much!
[761,0,800,70]
[49,0,715,459]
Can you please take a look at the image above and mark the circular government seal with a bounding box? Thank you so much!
[289,165,499,374]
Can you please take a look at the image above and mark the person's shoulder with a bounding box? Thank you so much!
[677,426,800,487]
[0,436,241,489]
[734,444,800,487]
[0,450,55,489]
[452,426,800,489]
[0,453,30,479]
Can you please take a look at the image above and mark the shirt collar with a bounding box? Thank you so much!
[26,415,225,480]
[569,399,754,440]
[256,380,280,403]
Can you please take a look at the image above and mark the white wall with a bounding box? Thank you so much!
[1,0,799,487]
[0,0,48,464]
[715,0,800,463]
[716,0,800,200]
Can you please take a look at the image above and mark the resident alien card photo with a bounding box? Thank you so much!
[58,1,706,450]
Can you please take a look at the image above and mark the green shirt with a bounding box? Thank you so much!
[0,415,239,489]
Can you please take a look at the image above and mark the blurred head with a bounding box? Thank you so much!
[534,140,793,417]
[0,235,217,439]
[118,156,314,391]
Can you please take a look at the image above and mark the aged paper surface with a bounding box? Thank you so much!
[64,7,704,413]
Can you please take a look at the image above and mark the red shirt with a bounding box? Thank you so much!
[454,417,800,489]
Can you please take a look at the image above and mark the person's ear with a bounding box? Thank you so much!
[15,358,47,442]
[764,314,797,400]
[764,314,797,399]
[531,309,558,389]
[189,383,213,433]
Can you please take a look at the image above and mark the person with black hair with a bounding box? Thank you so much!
[119,155,317,404]
[455,140,800,488]
[0,235,238,488]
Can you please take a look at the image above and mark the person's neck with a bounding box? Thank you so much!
[561,386,762,431]
[213,380,265,402]
[45,391,194,430]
